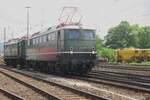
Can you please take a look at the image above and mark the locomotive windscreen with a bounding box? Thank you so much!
[83,30,95,40]
[68,29,80,39]
[66,29,95,40]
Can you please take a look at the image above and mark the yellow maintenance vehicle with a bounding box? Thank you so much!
[115,48,150,62]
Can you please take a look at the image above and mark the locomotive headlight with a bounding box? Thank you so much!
[69,47,73,54]
[70,50,73,54]
[92,51,95,54]
[92,47,96,54]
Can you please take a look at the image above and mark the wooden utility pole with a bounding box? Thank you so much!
[3,27,6,56]
[4,28,6,43]
[25,6,31,39]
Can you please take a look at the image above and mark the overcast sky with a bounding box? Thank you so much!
[0,0,150,42]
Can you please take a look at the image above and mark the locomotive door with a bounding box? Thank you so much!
[57,30,61,52]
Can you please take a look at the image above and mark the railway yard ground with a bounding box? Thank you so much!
[0,55,150,100]
[0,63,149,100]
[1,1,150,100]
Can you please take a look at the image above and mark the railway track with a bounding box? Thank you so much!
[0,88,24,100]
[91,70,150,83]
[0,65,107,100]
[0,69,60,100]
[97,64,150,71]
[77,70,150,93]
[1,64,150,99]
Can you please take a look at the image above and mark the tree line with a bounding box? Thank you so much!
[96,21,150,60]
[104,21,150,49]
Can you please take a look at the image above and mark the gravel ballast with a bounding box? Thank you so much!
[0,93,12,100]
[0,72,48,100]
[0,68,89,100]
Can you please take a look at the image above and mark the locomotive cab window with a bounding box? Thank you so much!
[35,38,38,44]
[42,35,47,42]
[28,40,30,46]
[83,30,95,40]
[39,37,42,43]
[32,38,35,45]
[68,29,80,39]
[51,32,56,40]
[48,33,51,40]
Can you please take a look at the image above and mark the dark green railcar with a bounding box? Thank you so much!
[18,39,27,66]
[4,24,97,74]
[58,29,96,73]
[4,39,20,66]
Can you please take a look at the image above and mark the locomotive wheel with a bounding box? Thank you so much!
[47,63,52,73]
[40,62,45,72]
[11,60,17,68]
[78,64,92,74]
[86,64,93,72]
[70,65,74,74]
[79,64,86,73]
[9,60,13,66]
[5,59,10,65]
[26,61,33,70]
[59,64,66,75]
[41,62,47,73]
[64,65,70,74]
[49,63,55,73]
[45,63,49,73]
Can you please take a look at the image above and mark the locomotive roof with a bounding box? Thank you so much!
[59,25,95,30]
[4,24,96,43]
[31,24,95,39]
[4,38,19,45]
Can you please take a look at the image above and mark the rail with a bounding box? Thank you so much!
[0,70,61,100]
[97,64,150,71]
[0,88,25,100]
[0,65,107,100]
[81,70,150,93]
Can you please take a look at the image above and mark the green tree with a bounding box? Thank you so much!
[96,35,103,49]
[104,21,138,48]
[100,48,115,61]
[138,26,150,48]
[96,35,115,61]
[96,35,103,56]
[128,24,140,47]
